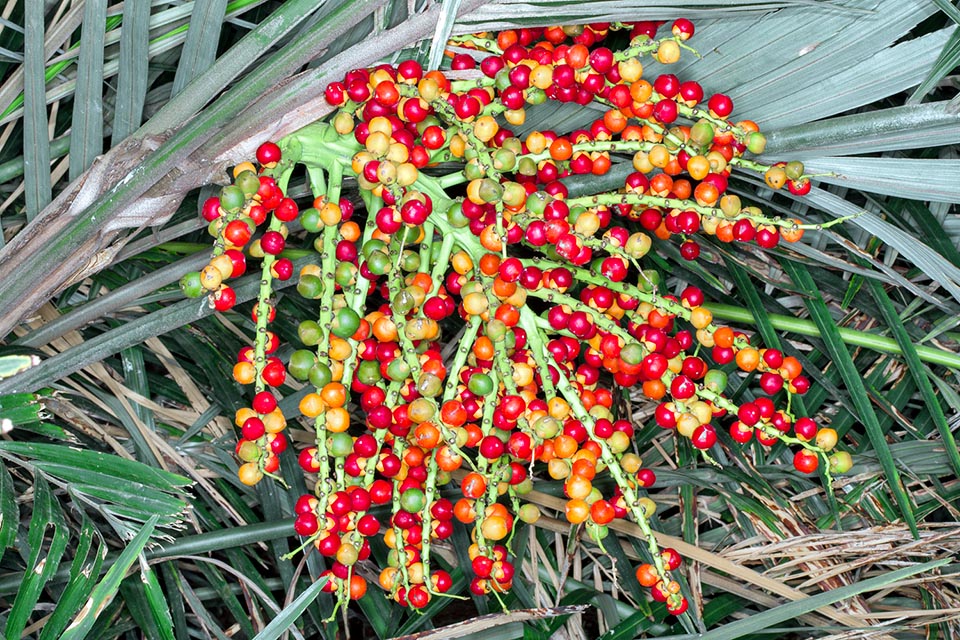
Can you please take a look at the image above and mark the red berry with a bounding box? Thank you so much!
[271,257,293,281]
[201,196,222,221]
[691,424,717,450]
[680,240,701,260]
[666,595,689,616]
[652,99,678,124]
[274,197,299,222]
[793,449,819,474]
[294,512,319,536]
[708,93,733,118]
[252,391,277,414]
[672,18,695,40]
[794,417,817,441]
[256,141,282,166]
[212,286,236,311]
[260,230,285,255]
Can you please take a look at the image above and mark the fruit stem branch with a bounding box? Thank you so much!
[707,303,960,369]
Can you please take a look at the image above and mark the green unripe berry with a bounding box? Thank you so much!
[307,362,332,388]
[513,478,533,495]
[362,239,386,260]
[298,320,322,347]
[357,360,382,386]
[625,232,652,259]
[829,451,853,474]
[219,185,246,212]
[400,250,420,272]
[501,181,526,208]
[704,369,728,393]
[416,372,443,398]
[689,120,715,148]
[467,372,494,396]
[518,503,540,523]
[478,178,503,204]
[719,194,742,218]
[526,87,547,105]
[493,148,517,172]
[621,343,644,365]
[501,137,522,155]
[607,430,631,454]
[785,160,805,181]
[300,208,321,233]
[386,358,411,382]
[288,350,317,381]
[331,307,360,339]
[297,274,324,299]
[517,156,538,176]
[745,131,767,155]
[525,191,550,215]
[486,319,507,342]
[234,170,260,198]
[328,432,354,457]
[586,521,609,543]
[391,289,416,315]
[237,440,261,462]
[639,269,661,292]
[447,202,470,228]
[335,262,357,288]
[365,250,391,276]
[180,271,203,298]
[464,158,484,181]
[399,488,425,513]
[401,225,421,244]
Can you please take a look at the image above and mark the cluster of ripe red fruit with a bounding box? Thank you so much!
[184,17,850,620]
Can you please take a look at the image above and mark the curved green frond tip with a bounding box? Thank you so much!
[0,355,40,380]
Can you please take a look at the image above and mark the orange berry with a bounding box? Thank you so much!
[565,498,590,524]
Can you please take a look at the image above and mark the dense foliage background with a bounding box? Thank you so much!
[0,0,959,638]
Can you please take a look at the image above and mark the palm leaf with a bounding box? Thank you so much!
[0,0,958,637]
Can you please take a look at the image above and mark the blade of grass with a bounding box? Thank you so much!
[13,251,209,349]
[426,0,462,70]
[68,0,107,181]
[0,461,16,559]
[139,561,176,640]
[804,186,960,304]
[251,575,328,640]
[118,569,169,640]
[161,562,191,640]
[0,441,190,488]
[39,514,106,640]
[781,260,918,536]
[111,0,150,144]
[658,559,951,640]
[802,157,960,203]
[908,0,960,103]
[892,198,960,269]
[0,518,298,595]
[22,0,51,222]
[866,278,960,478]
[121,345,156,432]
[59,515,159,639]
[170,0,229,98]
[3,476,69,639]
[194,561,257,638]
[170,564,234,640]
